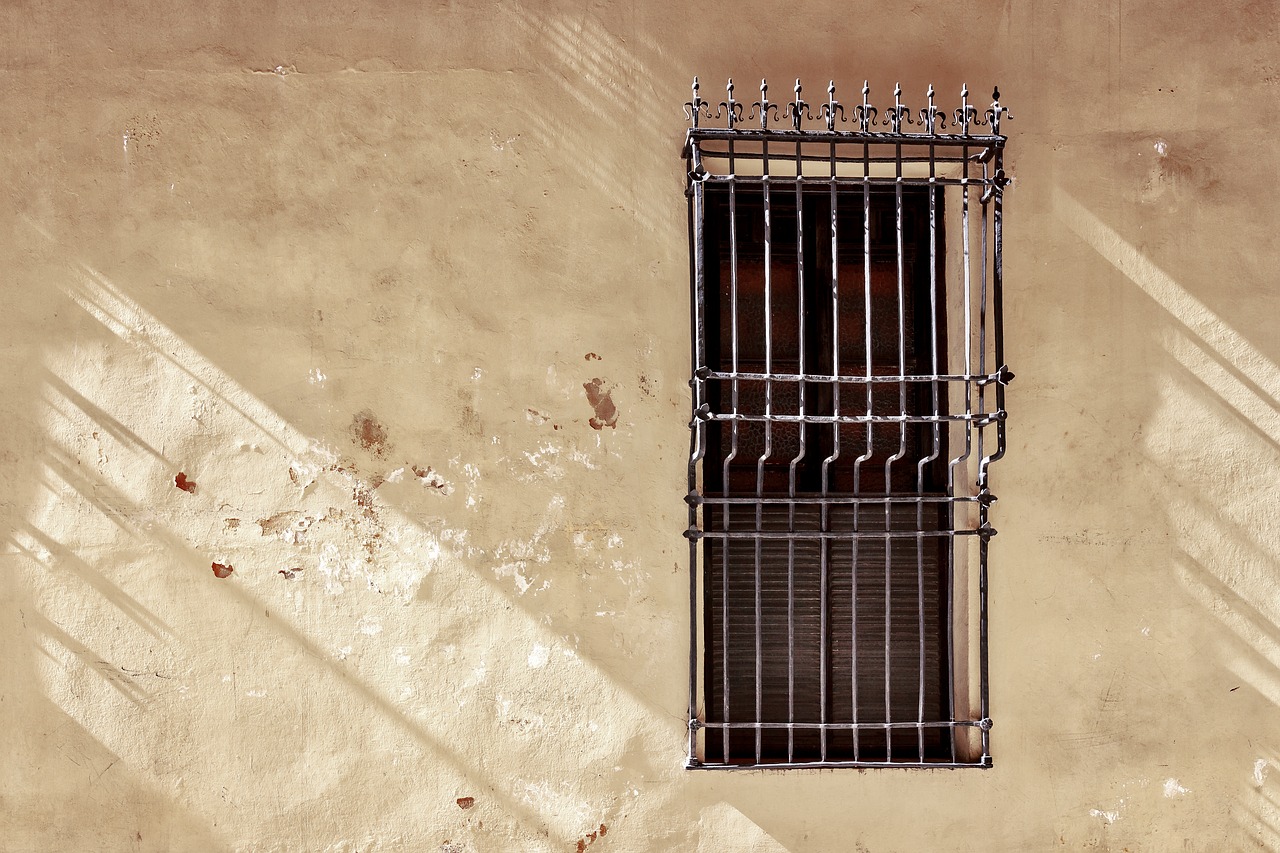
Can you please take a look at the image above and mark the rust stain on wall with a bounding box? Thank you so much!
[210,562,234,579]
[456,796,475,810]
[350,410,391,457]
[575,824,608,852]
[583,379,618,430]
[174,472,197,494]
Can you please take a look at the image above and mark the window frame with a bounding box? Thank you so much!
[683,79,1012,769]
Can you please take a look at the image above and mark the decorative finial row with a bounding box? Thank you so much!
[685,78,1011,135]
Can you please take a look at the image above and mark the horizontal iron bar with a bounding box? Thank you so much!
[697,529,978,540]
[693,146,987,165]
[700,720,983,730]
[696,495,978,505]
[697,174,991,188]
[703,411,1004,425]
[702,370,1001,385]
[688,759,990,770]
[688,128,1005,146]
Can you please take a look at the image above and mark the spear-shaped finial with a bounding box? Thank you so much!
[887,81,909,132]
[791,78,806,129]
[859,80,874,132]
[957,83,973,134]
[726,77,737,128]
[826,80,839,130]
[987,85,1011,135]
[688,76,704,127]
[760,78,770,129]
[925,83,938,134]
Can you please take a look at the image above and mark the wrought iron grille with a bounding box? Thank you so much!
[683,78,1012,769]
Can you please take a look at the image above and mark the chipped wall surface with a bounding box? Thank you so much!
[2,1,1279,850]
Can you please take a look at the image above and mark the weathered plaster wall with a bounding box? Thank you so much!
[2,1,1279,850]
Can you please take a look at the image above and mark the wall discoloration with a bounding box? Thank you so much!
[350,410,391,457]
[582,379,618,430]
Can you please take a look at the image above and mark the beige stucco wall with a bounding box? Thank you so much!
[3,1,1279,850]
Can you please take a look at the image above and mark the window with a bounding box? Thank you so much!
[683,79,1011,768]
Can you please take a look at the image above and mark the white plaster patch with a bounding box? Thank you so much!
[335,645,353,661]
[463,462,481,508]
[528,644,550,668]
[1141,626,1151,637]
[288,458,321,490]
[1162,778,1190,798]
[1255,758,1270,786]
[308,368,326,386]
[472,367,483,380]
[513,779,592,831]
[413,465,453,494]
[1089,808,1119,824]
[245,689,267,699]
[393,647,411,666]
[358,616,383,637]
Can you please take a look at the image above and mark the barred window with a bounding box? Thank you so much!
[684,79,1012,768]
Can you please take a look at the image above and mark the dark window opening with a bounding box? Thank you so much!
[701,186,951,764]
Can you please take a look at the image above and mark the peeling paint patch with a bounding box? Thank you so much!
[583,378,618,429]
[412,465,454,495]
[456,797,475,810]
[174,472,197,493]
[278,567,303,580]
[1255,758,1269,786]
[1163,778,1190,797]
[351,409,391,456]
[211,562,234,579]
[584,352,602,361]
[288,459,320,489]
[223,518,240,530]
[576,824,608,852]
[257,510,303,538]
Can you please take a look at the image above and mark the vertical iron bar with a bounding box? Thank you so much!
[819,127,840,763]
[982,139,1007,767]
[755,134,773,765]
[977,157,991,765]
[687,137,708,766]
[722,134,740,765]
[943,135,974,766]
[786,136,807,763]
[884,135,909,763]
[915,136,942,763]
[852,135,874,763]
